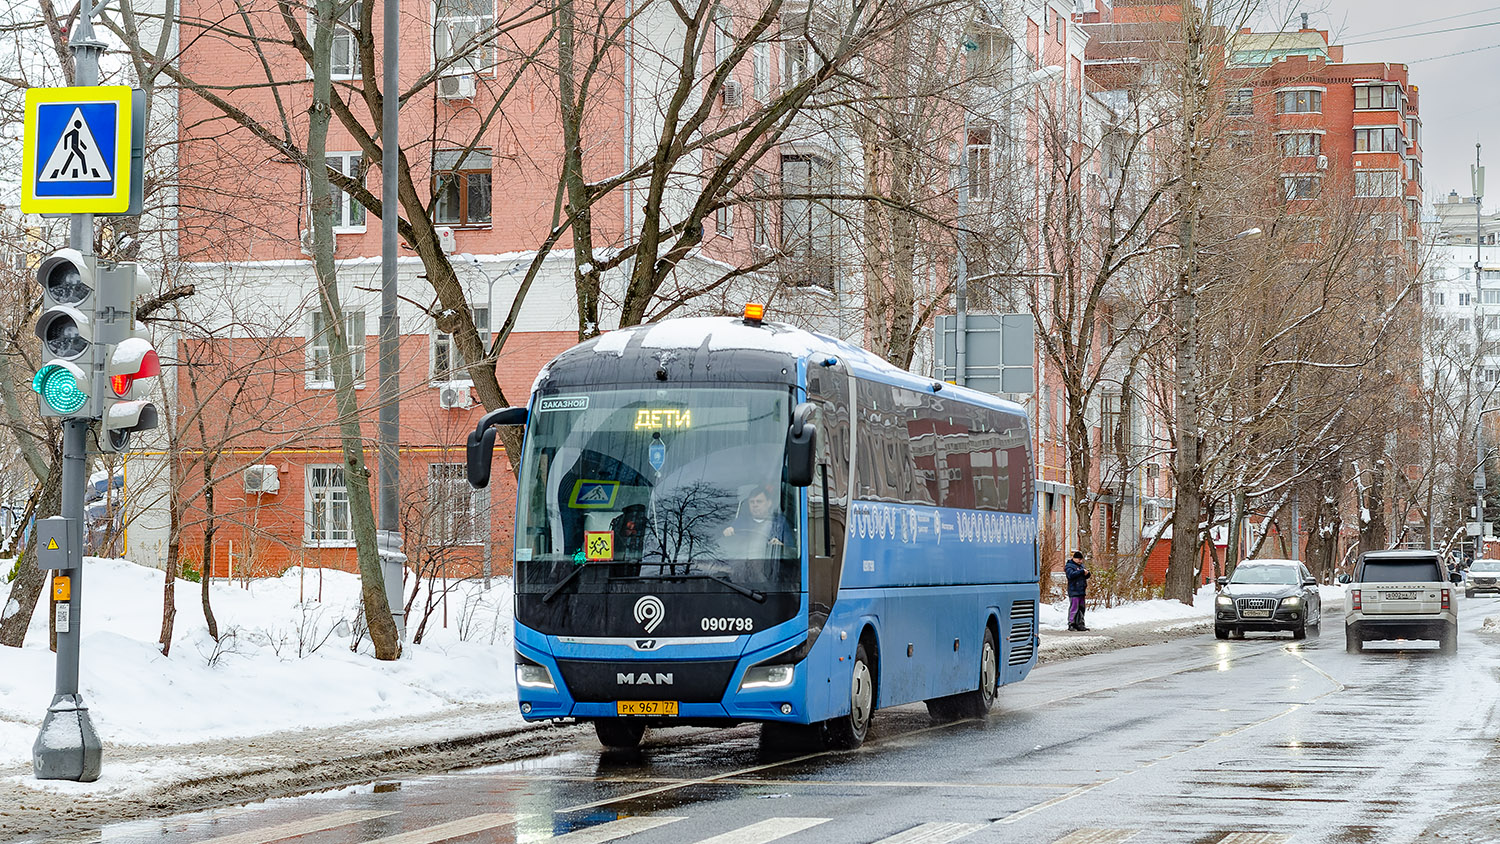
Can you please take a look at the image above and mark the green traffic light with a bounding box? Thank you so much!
[33,364,88,414]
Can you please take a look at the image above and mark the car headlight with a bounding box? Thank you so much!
[516,660,556,690]
[1279,596,1302,607]
[739,663,795,690]
[1216,595,1234,607]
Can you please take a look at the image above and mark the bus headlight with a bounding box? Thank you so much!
[516,659,556,690]
[740,663,795,690]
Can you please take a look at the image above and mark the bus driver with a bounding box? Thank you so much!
[722,484,795,552]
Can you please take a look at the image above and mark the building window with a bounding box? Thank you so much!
[712,4,733,66]
[307,466,352,544]
[1407,158,1422,188]
[753,43,769,101]
[968,32,1014,88]
[434,0,495,73]
[433,306,489,381]
[1276,89,1321,114]
[433,149,492,226]
[780,154,833,288]
[1353,170,1399,198]
[783,40,808,86]
[1354,127,1401,153]
[1406,117,1420,148]
[1226,88,1254,117]
[1486,315,1500,331]
[1279,133,1320,157]
[1354,84,1401,110]
[1055,11,1064,43]
[1460,292,1472,307]
[966,126,994,200]
[428,463,488,545]
[1430,292,1445,307]
[1371,213,1401,241]
[1282,176,1319,200]
[1100,392,1126,449]
[1486,368,1500,384]
[325,152,366,229]
[310,310,366,385]
[752,170,770,247]
[316,4,361,80]
[1482,290,1500,305]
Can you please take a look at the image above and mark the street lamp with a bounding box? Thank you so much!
[955,63,1062,386]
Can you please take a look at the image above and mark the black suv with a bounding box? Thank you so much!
[1215,559,1323,640]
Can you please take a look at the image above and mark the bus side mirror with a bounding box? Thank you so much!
[787,402,818,487]
[466,406,529,489]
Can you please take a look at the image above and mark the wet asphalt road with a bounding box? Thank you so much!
[38,595,1500,844]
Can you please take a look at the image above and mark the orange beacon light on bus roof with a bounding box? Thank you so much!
[743,303,765,326]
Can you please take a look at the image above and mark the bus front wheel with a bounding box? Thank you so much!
[822,642,875,750]
[594,719,646,750]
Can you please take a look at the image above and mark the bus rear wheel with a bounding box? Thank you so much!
[594,719,646,750]
[926,627,999,721]
[822,642,875,750]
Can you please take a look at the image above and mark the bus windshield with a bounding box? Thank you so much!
[515,386,802,594]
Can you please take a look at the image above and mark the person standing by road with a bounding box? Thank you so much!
[1065,550,1091,631]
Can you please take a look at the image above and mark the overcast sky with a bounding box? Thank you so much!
[1306,1,1496,211]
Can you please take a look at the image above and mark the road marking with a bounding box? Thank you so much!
[996,782,1116,824]
[1050,830,1140,844]
[190,810,397,844]
[548,816,686,843]
[694,817,829,844]
[1217,835,1290,844]
[364,813,517,844]
[872,821,988,843]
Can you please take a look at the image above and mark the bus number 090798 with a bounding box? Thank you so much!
[701,617,753,632]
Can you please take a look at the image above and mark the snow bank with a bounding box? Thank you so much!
[1039,584,1221,631]
[0,559,519,770]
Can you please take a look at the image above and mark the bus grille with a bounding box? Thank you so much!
[1007,600,1036,666]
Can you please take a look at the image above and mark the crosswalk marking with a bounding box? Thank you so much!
[1217,835,1290,844]
[693,817,829,844]
[873,821,988,844]
[1050,830,1140,844]
[547,816,687,844]
[189,810,398,844]
[364,813,517,844]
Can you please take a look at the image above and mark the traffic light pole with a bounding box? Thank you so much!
[33,0,105,782]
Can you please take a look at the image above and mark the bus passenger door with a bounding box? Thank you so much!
[806,365,851,626]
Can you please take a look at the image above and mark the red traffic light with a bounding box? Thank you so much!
[108,338,160,397]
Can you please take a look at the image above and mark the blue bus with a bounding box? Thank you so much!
[467,311,1038,750]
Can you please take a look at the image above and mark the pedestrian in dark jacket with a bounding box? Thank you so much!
[1065,551,1090,631]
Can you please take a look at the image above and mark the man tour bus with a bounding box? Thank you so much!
[467,307,1039,750]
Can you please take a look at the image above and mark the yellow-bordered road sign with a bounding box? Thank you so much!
[21,86,134,214]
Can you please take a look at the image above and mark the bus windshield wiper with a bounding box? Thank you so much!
[633,571,767,603]
[543,563,590,603]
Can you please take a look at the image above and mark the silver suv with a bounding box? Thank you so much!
[1345,550,1457,655]
[1466,559,1500,598]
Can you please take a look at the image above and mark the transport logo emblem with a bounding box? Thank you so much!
[634,595,665,633]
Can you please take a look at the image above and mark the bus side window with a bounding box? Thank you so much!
[807,367,851,614]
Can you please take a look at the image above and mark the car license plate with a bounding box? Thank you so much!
[1383,592,1416,600]
[616,700,678,717]
[1242,609,1271,618]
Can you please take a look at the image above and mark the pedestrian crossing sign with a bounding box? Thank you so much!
[21,86,136,214]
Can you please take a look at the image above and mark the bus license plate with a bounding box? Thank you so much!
[1383,592,1416,600]
[1242,609,1271,618]
[617,700,678,717]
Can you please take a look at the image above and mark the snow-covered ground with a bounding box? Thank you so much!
[0,559,520,773]
[0,558,1348,782]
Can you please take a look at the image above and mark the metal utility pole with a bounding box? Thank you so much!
[1474,143,1486,559]
[377,0,405,636]
[955,115,969,387]
[34,0,104,782]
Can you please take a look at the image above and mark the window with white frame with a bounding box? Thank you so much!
[1460,292,1472,306]
[324,152,366,229]
[1406,117,1420,147]
[968,32,1013,88]
[428,463,488,545]
[325,4,361,79]
[1275,89,1321,114]
[310,310,366,385]
[1354,127,1401,153]
[1055,11,1064,43]
[783,39,808,86]
[966,126,994,200]
[1353,170,1399,197]
[1371,213,1401,241]
[307,466,352,543]
[713,5,734,66]
[1486,270,1500,281]
[434,0,495,73]
[1486,368,1500,384]
[780,154,833,288]
[433,306,489,381]
[711,156,734,236]
[752,43,769,101]
[1429,292,1445,307]
[1282,175,1319,200]
[1482,290,1500,305]
[1279,133,1320,157]
[1354,84,1401,110]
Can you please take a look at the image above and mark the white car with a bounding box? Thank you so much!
[1466,560,1500,598]
[1345,550,1457,655]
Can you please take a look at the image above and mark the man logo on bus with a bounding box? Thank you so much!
[634,595,665,633]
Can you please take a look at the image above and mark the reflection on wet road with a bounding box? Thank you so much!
[38,596,1500,844]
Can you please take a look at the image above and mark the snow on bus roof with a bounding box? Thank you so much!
[572,317,1025,415]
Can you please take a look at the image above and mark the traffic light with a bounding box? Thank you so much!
[96,265,159,452]
[32,249,95,417]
